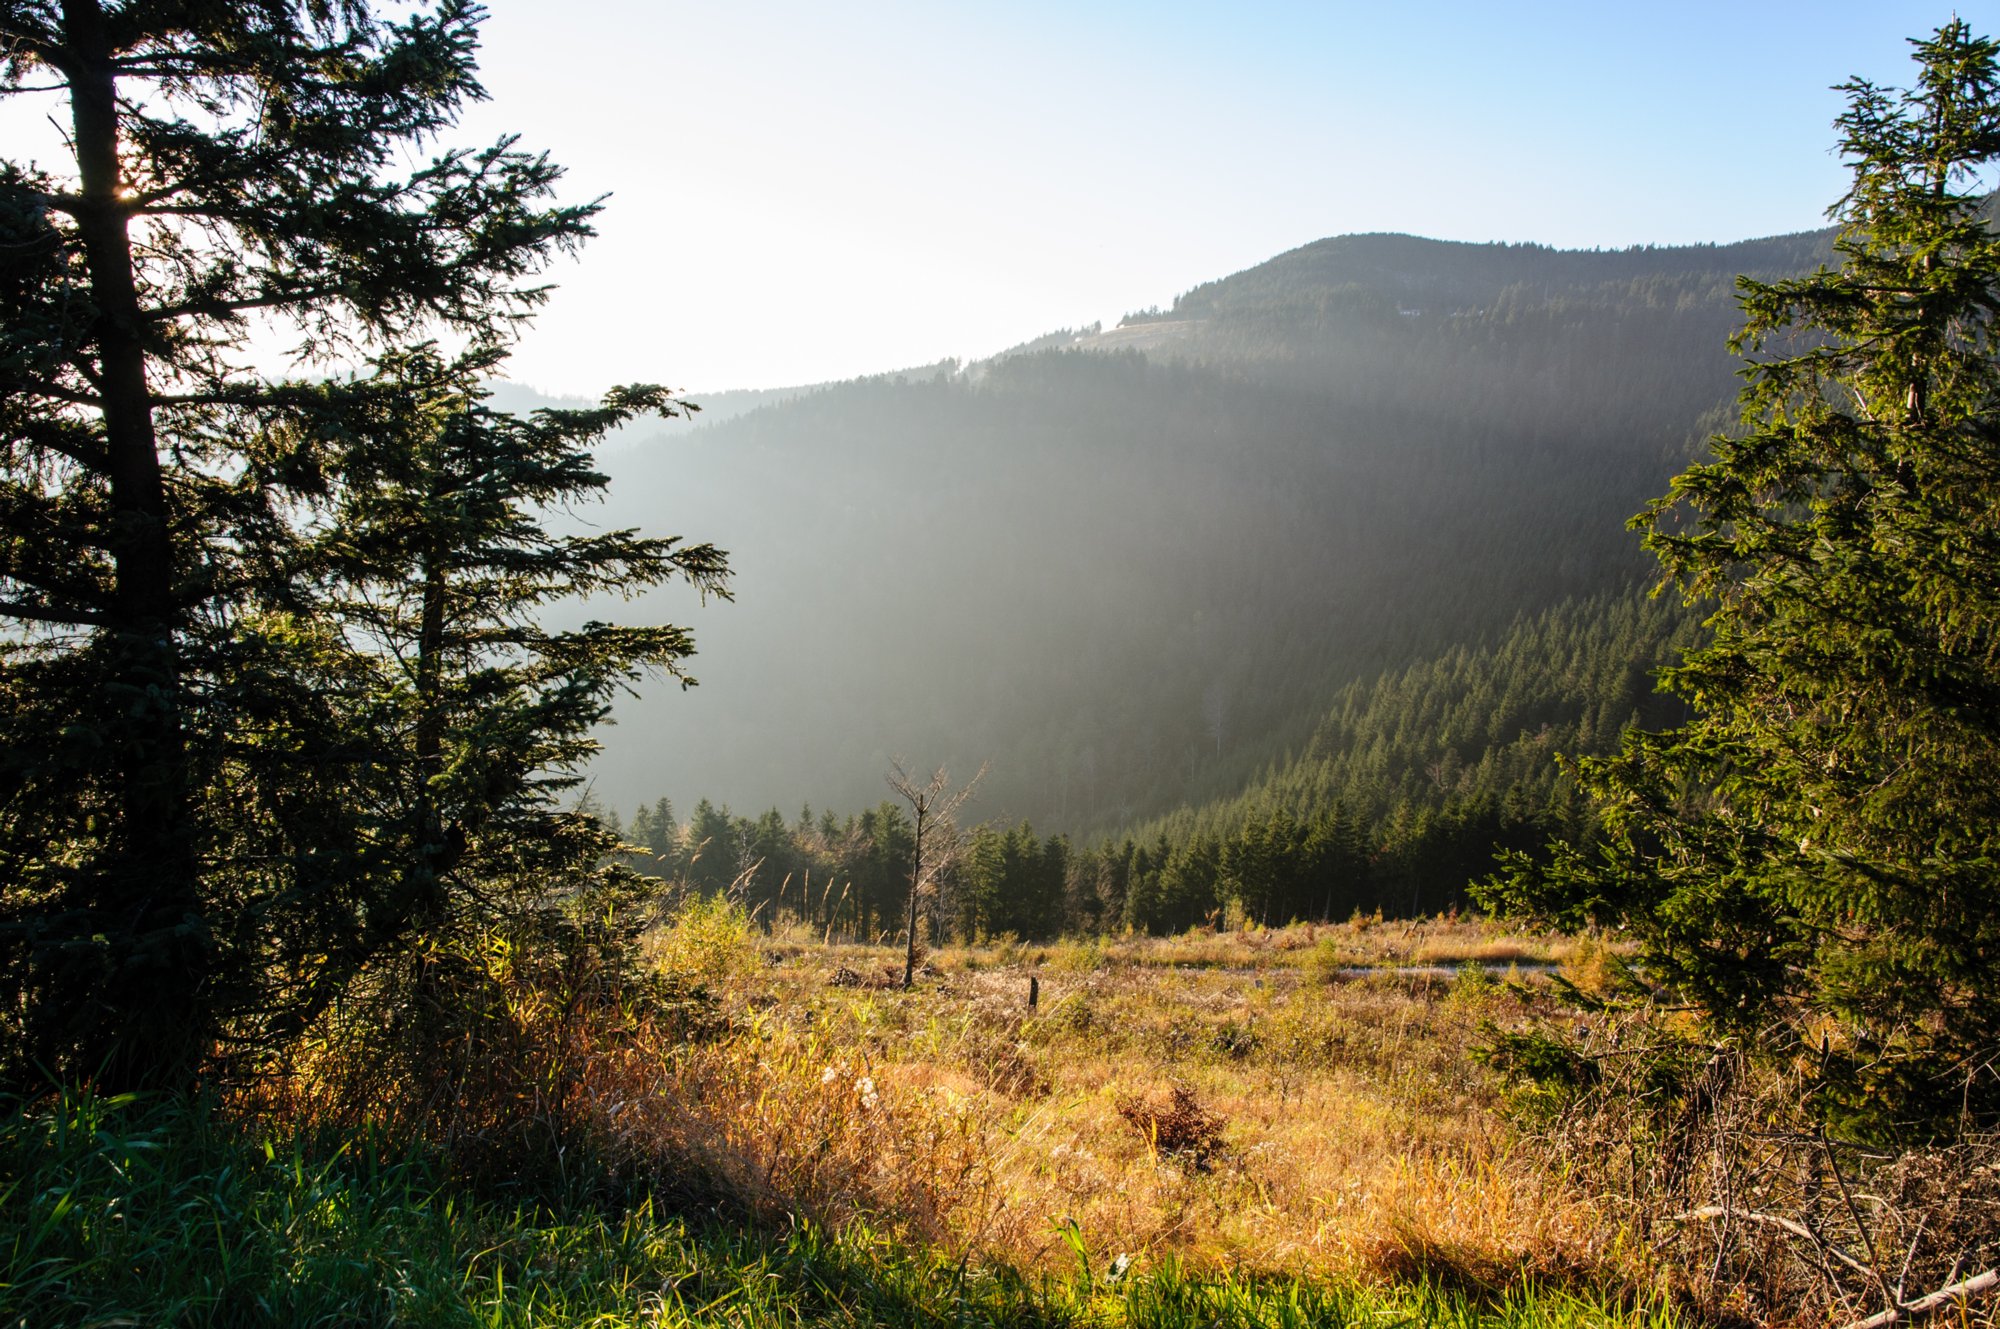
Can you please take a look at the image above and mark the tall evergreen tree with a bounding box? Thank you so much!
[683,799,741,896]
[1486,22,2000,1134]
[0,1,650,1087]
[651,799,680,856]
[283,347,726,1035]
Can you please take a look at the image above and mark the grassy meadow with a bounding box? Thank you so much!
[635,911,1618,1281]
[1,910,1697,1328]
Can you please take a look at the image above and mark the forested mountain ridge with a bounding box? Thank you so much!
[1078,587,1702,930]
[623,587,1702,941]
[1098,228,1840,445]
[1127,229,1836,328]
[580,223,1836,834]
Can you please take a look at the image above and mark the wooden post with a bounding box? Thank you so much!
[903,797,925,989]
[1028,975,1039,1009]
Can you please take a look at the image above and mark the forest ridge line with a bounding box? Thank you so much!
[577,212,1839,834]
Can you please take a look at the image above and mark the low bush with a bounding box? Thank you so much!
[1116,1082,1228,1169]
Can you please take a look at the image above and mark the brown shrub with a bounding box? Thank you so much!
[1116,1081,1227,1169]
[1508,1018,2000,1326]
[578,1021,1002,1247]
[243,904,686,1202]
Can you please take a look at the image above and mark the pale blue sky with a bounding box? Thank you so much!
[6,2,1980,393]
[456,1,1976,395]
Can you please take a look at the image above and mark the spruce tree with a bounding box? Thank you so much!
[1486,22,2000,1134]
[0,1,631,1087]
[276,346,727,1037]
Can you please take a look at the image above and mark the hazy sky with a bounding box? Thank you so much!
[453,1,1975,397]
[3,2,1979,394]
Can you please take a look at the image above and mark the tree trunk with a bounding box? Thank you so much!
[408,518,454,911]
[903,803,925,988]
[59,0,209,1089]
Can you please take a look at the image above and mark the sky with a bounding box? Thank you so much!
[0,2,1980,394]
[448,0,1983,397]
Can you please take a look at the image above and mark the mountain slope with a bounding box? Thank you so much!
[578,224,1832,832]
[1072,588,1700,931]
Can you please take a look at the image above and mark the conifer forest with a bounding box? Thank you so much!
[1,6,1997,1326]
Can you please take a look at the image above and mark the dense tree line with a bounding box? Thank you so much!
[601,795,925,944]
[624,588,1693,941]
[1077,587,1696,931]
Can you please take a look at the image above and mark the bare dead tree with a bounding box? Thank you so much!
[886,761,984,989]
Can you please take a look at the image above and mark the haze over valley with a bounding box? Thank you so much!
[572,223,1833,836]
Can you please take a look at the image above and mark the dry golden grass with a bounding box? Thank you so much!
[584,911,1637,1291]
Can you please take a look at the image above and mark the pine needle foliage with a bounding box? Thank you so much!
[0,2,715,1090]
[249,346,729,1055]
[1483,22,2000,1137]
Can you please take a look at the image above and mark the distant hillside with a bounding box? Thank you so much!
[486,363,956,434]
[577,223,1833,833]
[1071,588,1701,932]
[614,587,1702,942]
[1126,229,1834,327]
